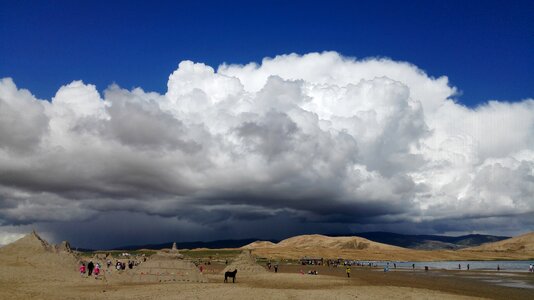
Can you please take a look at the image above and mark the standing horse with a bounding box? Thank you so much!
[224,269,237,283]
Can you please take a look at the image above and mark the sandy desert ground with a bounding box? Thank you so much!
[3,259,534,300]
[1,232,533,299]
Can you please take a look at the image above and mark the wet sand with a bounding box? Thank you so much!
[264,264,534,300]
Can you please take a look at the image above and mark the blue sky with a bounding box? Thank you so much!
[1,0,532,106]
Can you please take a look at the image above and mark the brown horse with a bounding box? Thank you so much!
[224,269,237,283]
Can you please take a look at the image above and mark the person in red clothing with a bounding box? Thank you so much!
[79,263,86,277]
[93,264,100,279]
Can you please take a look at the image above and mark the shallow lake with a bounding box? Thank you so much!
[373,260,533,271]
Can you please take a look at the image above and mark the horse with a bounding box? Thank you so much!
[224,269,237,283]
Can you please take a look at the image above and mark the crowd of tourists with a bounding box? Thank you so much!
[79,254,146,279]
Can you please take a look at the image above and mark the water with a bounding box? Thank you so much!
[372,260,533,271]
[354,260,534,289]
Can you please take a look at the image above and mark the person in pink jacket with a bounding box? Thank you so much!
[79,263,86,277]
[93,265,100,279]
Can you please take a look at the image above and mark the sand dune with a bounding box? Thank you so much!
[1,231,56,254]
[274,234,404,250]
[222,250,267,274]
[0,230,80,295]
[242,241,276,249]
[245,234,420,260]
[245,233,534,261]
[465,232,534,252]
[0,231,78,268]
[244,234,405,251]
[123,247,206,283]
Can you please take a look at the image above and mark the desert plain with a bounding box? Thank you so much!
[1,231,533,299]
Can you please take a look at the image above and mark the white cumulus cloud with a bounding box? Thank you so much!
[0,52,532,246]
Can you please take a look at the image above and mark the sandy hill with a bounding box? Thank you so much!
[244,234,405,251]
[222,250,267,275]
[119,242,206,283]
[1,231,53,254]
[242,241,276,249]
[0,231,79,284]
[0,231,75,258]
[465,232,534,252]
[244,233,534,261]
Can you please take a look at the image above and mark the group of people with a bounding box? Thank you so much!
[300,258,323,266]
[114,260,136,270]
[346,260,377,267]
[457,264,470,270]
[305,262,534,278]
[79,258,141,279]
[79,261,100,279]
[266,262,279,273]
[115,261,127,270]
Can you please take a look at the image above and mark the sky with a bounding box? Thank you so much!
[0,0,533,248]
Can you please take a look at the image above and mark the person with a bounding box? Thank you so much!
[497,264,500,271]
[394,263,396,269]
[94,264,100,279]
[79,263,86,277]
[412,263,415,270]
[274,264,278,273]
[458,264,461,270]
[346,266,351,278]
[529,264,533,272]
[87,261,94,276]
[199,265,204,273]
[467,264,470,270]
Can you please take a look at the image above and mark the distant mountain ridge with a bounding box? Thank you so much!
[465,232,534,252]
[348,232,509,250]
[105,238,278,251]
[99,232,509,251]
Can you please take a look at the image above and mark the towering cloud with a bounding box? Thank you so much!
[0,52,532,247]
